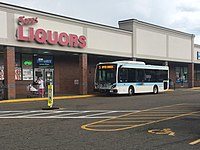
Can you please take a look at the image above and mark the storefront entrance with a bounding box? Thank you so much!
[34,68,54,93]
[175,66,188,87]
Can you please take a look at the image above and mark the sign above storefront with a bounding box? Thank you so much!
[16,16,87,48]
[18,16,38,26]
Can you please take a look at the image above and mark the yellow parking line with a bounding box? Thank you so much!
[105,121,153,123]
[189,139,200,145]
[81,103,188,131]
[115,118,156,120]
[90,125,132,127]
[129,114,180,116]
[82,110,200,132]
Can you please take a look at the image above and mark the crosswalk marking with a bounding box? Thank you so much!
[81,111,118,118]
[0,110,140,119]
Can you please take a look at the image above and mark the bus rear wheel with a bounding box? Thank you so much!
[128,87,134,96]
[153,86,158,94]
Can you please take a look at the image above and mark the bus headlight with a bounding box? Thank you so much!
[111,84,116,89]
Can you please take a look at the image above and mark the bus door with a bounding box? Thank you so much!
[118,68,129,93]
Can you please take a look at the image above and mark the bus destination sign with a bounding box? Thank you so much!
[99,65,115,69]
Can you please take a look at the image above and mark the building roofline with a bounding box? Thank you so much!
[119,18,195,37]
[194,44,200,48]
[0,2,132,34]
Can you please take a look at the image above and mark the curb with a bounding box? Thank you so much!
[166,89,174,92]
[0,94,96,104]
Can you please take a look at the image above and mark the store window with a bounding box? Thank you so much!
[0,54,4,80]
[15,53,22,80]
[194,65,200,81]
[175,67,188,83]
[22,54,33,80]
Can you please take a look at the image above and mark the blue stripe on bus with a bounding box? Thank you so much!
[116,83,164,87]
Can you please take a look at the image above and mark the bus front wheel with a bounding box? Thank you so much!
[153,86,158,94]
[128,87,134,96]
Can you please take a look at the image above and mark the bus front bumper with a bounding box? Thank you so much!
[94,89,118,94]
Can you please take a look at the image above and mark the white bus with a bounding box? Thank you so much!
[94,61,169,95]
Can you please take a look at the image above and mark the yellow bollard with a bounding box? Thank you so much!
[42,84,59,110]
[48,84,53,108]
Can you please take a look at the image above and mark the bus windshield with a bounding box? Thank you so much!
[96,64,117,84]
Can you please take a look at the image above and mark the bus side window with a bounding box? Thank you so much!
[119,68,128,83]
[128,68,136,82]
[136,69,144,82]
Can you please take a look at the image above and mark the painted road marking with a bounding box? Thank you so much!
[148,128,175,136]
[0,110,140,119]
[189,139,200,145]
[81,103,200,132]
[81,111,118,118]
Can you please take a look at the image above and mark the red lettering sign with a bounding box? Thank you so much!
[16,16,87,48]
[18,16,38,26]
[17,26,87,48]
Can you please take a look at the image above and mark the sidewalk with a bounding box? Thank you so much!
[167,87,200,92]
[1,87,200,104]
[0,94,96,104]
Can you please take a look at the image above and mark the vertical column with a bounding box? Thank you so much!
[4,47,16,99]
[188,63,194,88]
[79,53,88,95]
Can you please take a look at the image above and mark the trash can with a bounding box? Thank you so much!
[169,79,175,90]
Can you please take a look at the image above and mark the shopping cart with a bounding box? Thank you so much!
[26,84,39,98]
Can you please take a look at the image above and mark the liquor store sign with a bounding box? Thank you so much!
[16,16,86,48]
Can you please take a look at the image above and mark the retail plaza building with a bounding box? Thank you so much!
[0,2,200,99]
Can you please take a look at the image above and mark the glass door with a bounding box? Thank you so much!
[175,67,188,87]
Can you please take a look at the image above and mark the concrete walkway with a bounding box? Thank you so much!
[0,94,96,104]
[1,87,200,104]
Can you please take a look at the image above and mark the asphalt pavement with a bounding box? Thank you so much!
[0,88,200,150]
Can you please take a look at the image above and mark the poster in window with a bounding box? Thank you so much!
[0,65,4,80]
[0,69,4,80]
[23,69,33,80]
[22,54,33,69]
[15,67,22,80]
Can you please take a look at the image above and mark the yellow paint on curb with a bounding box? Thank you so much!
[166,89,174,92]
[0,95,96,104]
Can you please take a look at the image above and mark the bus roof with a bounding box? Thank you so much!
[98,61,145,65]
[122,64,169,70]
[97,61,168,70]
[113,61,145,65]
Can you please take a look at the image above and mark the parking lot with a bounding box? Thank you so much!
[0,89,200,150]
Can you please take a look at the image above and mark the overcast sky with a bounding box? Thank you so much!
[1,0,200,44]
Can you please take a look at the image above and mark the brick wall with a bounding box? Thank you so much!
[16,80,32,98]
[54,54,80,95]
[79,54,88,95]
[4,47,16,99]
